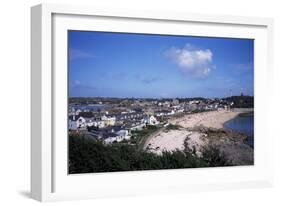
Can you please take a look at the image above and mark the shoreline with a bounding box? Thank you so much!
[168,110,243,129]
[145,109,254,165]
[223,111,254,148]
[145,110,242,153]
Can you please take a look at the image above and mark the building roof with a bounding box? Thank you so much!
[69,115,84,121]
[88,130,118,140]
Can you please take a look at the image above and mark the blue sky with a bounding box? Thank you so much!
[69,31,254,98]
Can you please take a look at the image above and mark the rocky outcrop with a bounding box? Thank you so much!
[187,126,254,165]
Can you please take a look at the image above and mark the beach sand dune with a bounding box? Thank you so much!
[146,129,207,154]
[169,110,240,129]
[146,110,242,156]
[146,130,190,155]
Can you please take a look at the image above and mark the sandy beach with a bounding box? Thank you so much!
[146,129,206,155]
[169,110,241,129]
[145,110,242,155]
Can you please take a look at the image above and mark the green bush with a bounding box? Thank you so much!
[165,124,182,130]
[69,134,209,173]
[201,145,233,167]
[69,134,233,174]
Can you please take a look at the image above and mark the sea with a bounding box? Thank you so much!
[223,114,254,148]
[70,104,110,112]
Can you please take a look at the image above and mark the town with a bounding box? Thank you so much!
[68,95,253,144]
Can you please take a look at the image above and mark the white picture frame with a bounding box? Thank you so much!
[31,3,274,202]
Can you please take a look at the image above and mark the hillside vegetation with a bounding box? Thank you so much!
[69,134,232,174]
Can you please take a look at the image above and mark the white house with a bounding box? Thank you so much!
[75,109,82,116]
[104,129,130,144]
[84,117,95,127]
[172,99,180,105]
[101,115,116,127]
[68,116,87,130]
[116,129,130,139]
[127,122,146,131]
[176,109,184,113]
[94,129,131,144]
[92,120,105,128]
[144,115,159,125]
[168,110,175,116]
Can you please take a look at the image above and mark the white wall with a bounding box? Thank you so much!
[0,0,280,205]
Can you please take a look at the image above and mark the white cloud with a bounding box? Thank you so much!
[167,44,214,78]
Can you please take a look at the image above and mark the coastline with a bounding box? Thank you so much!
[223,112,254,148]
[168,110,243,129]
[144,109,254,165]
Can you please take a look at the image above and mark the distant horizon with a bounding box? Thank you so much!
[69,31,254,98]
[69,94,254,99]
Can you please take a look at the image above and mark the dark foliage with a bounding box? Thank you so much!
[87,125,99,131]
[78,111,95,118]
[201,145,233,167]
[69,134,232,174]
[69,134,207,173]
[224,96,254,108]
[165,124,182,130]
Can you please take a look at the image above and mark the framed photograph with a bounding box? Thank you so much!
[31,3,274,201]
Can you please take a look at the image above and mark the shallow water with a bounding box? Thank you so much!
[71,104,110,111]
[223,114,254,148]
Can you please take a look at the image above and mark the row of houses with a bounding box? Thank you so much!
[69,114,159,143]
[87,127,130,144]
[68,115,116,130]
[69,115,159,144]
[69,112,159,130]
